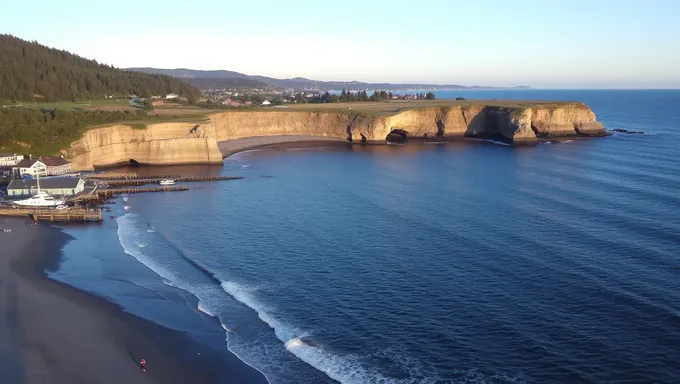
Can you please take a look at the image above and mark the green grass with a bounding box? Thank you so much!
[283,100,583,117]
[11,98,131,110]
[88,114,212,130]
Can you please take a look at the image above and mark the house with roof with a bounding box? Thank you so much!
[262,100,271,106]
[0,166,13,176]
[12,158,47,178]
[7,178,85,197]
[0,152,20,166]
[39,156,73,176]
[165,93,179,99]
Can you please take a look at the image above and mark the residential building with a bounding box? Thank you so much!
[0,166,12,176]
[262,100,271,106]
[165,93,179,99]
[39,156,73,176]
[7,178,85,197]
[12,159,47,178]
[0,152,20,166]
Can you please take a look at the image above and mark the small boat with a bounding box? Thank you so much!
[159,179,176,185]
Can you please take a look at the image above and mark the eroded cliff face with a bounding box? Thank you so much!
[68,123,223,171]
[67,103,605,170]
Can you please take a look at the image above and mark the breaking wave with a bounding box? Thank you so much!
[220,280,434,384]
[117,213,511,384]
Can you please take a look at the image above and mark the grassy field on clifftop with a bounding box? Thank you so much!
[285,100,580,117]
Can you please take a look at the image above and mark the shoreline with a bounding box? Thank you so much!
[0,218,268,384]
[82,132,609,171]
[218,135,349,159]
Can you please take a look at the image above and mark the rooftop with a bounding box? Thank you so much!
[39,156,70,167]
[15,158,41,168]
[7,178,82,190]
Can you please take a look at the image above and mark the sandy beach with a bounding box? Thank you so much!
[0,218,267,384]
[218,135,348,158]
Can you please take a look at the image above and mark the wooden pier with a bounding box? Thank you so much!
[84,173,180,180]
[97,186,189,197]
[102,176,244,186]
[73,186,189,202]
[0,207,103,223]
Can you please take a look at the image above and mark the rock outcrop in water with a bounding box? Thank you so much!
[67,102,605,170]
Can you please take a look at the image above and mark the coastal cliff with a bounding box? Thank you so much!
[67,102,605,170]
[68,123,223,171]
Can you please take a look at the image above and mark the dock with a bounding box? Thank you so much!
[102,176,243,187]
[73,186,189,202]
[97,186,189,197]
[0,173,242,224]
[0,207,103,223]
[83,173,180,180]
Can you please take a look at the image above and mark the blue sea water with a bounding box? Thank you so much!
[51,90,680,383]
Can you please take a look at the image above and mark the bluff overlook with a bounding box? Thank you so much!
[67,100,606,171]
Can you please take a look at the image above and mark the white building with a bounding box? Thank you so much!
[12,159,47,178]
[7,178,85,197]
[0,153,20,166]
[262,100,271,106]
[165,93,179,99]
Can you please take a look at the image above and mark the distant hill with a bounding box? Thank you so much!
[128,67,530,91]
[184,77,276,91]
[0,35,201,102]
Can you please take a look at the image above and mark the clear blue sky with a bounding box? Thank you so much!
[2,0,679,88]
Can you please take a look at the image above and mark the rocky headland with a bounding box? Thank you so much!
[67,101,606,171]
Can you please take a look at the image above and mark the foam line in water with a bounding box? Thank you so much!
[225,149,262,161]
[480,139,511,146]
[221,280,411,384]
[117,214,176,283]
[198,301,216,318]
[116,214,271,381]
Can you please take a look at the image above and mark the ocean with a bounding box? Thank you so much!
[50,90,680,383]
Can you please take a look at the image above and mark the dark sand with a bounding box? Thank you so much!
[218,135,348,158]
[0,218,267,384]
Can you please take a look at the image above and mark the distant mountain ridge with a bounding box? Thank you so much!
[127,67,530,91]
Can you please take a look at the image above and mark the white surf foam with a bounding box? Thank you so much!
[198,301,216,317]
[480,139,511,146]
[220,280,412,384]
[117,214,177,283]
[117,214,459,384]
[116,214,271,381]
[225,149,262,162]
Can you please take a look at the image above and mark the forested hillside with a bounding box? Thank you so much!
[0,35,200,102]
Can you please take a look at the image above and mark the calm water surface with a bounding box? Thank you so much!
[53,90,680,383]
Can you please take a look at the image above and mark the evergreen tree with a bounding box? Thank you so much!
[0,34,200,102]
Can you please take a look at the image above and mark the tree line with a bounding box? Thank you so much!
[0,107,166,155]
[0,34,201,103]
[291,90,436,104]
